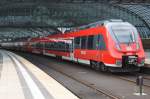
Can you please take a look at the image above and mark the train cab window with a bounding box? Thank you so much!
[87,35,94,49]
[75,37,81,49]
[81,36,87,49]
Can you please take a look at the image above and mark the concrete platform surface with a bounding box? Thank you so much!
[0,50,79,99]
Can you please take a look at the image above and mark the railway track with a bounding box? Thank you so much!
[38,62,121,99]
[40,62,150,98]
[117,73,150,88]
[18,53,122,99]
[143,76,150,80]
[49,64,121,99]
[14,52,150,99]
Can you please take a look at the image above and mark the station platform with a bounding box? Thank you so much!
[0,50,79,99]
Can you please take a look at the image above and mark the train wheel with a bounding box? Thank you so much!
[94,62,100,71]
[100,63,107,72]
[90,61,95,69]
[56,56,62,60]
[90,61,100,71]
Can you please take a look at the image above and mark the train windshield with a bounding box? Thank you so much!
[111,25,138,44]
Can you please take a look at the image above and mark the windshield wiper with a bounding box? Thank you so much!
[111,30,121,49]
[127,34,134,46]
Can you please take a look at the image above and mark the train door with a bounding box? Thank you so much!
[74,36,91,65]
[42,42,45,54]
[74,37,80,61]
[74,34,106,65]
[70,38,76,61]
[78,36,87,59]
[63,39,74,61]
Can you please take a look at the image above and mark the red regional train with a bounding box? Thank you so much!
[2,20,145,72]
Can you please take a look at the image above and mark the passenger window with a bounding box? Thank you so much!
[87,35,94,49]
[75,37,81,49]
[93,35,98,50]
[81,36,87,49]
[31,43,35,48]
[98,35,106,50]
[45,43,49,49]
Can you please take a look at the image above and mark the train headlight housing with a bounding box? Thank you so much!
[138,58,145,67]
[139,58,145,64]
[141,59,145,64]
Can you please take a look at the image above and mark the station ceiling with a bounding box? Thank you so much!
[0,0,149,42]
[0,0,148,4]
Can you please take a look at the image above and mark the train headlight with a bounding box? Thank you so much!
[140,58,145,64]
[141,60,145,64]
[138,58,145,67]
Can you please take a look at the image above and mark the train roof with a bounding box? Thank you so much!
[67,19,123,32]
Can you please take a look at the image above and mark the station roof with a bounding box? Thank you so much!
[0,0,148,4]
[0,0,150,42]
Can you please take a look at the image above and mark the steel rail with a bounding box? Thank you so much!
[47,64,121,99]
[117,75,150,88]
[31,57,122,99]
[5,51,122,99]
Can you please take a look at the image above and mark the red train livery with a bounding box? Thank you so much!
[2,20,145,72]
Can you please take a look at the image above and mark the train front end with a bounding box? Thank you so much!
[105,20,145,72]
